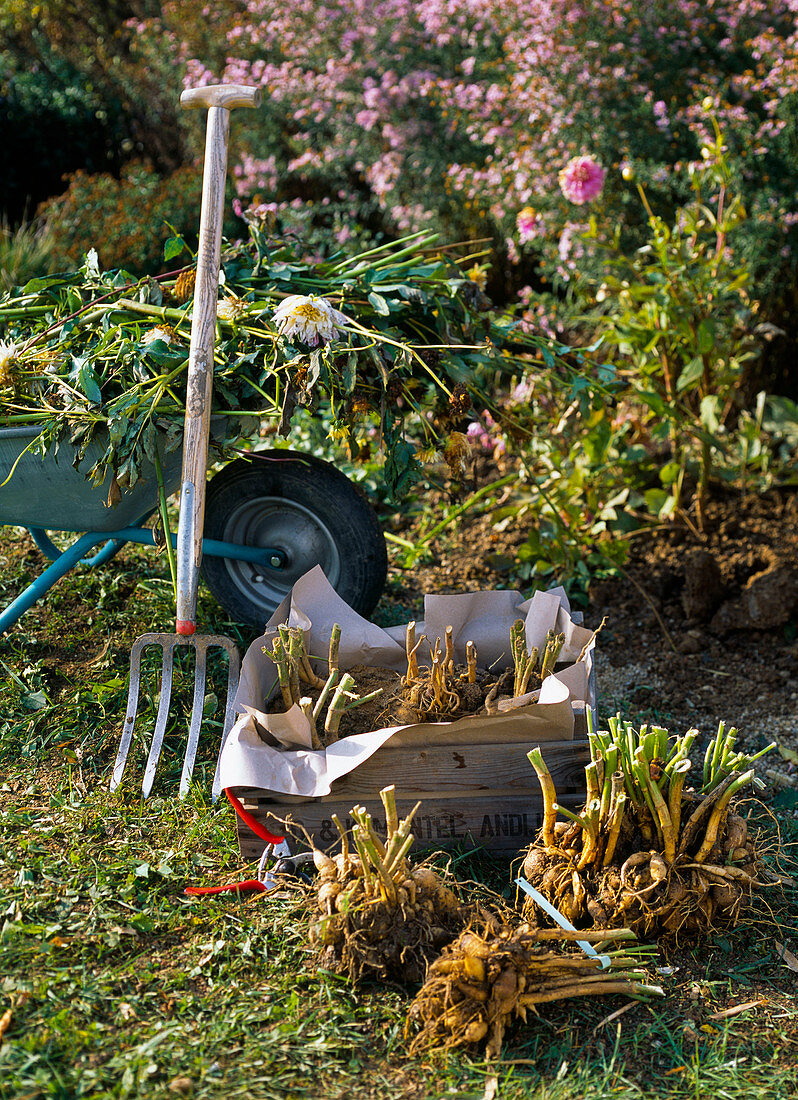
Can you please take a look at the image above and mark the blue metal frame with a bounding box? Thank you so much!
[0,526,286,635]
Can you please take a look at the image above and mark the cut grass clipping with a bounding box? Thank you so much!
[407,919,662,1060]
[523,716,775,937]
[306,785,467,981]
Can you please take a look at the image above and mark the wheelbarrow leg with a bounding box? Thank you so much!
[0,532,111,634]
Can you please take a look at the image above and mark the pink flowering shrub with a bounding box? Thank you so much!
[35,0,798,323]
[142,0,797,311]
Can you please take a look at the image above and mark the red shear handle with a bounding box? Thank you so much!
[183,790,284,896]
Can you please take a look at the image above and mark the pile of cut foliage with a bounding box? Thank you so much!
[0,229,579,498]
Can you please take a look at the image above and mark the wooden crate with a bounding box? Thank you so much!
[235,720,591,858]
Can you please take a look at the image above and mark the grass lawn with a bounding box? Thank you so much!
[1,530,797,1099]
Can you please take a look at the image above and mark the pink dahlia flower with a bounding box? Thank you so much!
[558,155,605,204]
[516,205,541,243]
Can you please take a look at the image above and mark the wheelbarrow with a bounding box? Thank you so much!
[0,421,387,635]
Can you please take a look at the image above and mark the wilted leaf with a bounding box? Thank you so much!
[778,744,798,765]
[775,943,798,973]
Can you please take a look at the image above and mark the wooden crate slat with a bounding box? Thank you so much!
[235,740,591,858]
[237,791,586,858]
[310,738,588,798]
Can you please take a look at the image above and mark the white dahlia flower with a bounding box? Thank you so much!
[271,294,347,347]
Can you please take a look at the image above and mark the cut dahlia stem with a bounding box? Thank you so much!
[384,833,414,877]
[341,687,383,712]
[331,812,349,868]
[665,730,697,777]
[541,631,565,679]
[637,750,676,862]
[406,621,420,680]
[380,785,399,840]
[312,668,340,722]
[300,696,322,749]
[270,636,295,710]
[599,750,617,821]
[631,753,661,842]
[530,928,638,942]
[693,768,756,863]
[601,792,627,867]
[554,802,597,842]
[518,651,538,696]
[324,673,357,739]
[351,829,375,897]
[528,748,558,847]
[357,828,397,904]
[466,640,477,683]
[328,623,341,674]
[398,800,422,835]
[444,626,455,674]
[679,772,737,855]
[585,761,601,804]
[519,981,664,1007]
[667,758,691,842]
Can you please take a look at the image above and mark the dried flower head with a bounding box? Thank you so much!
[418,347,442,368]
[449,383,471,417]
[558,156,606,204]
[416,444,441,465]
[0,340,18,387]
[173,269,196,303]
[217,296,248,322]
[271,294,347,347]
[141,325,178,346]
[443,431,471,478]
[349,389,371,415]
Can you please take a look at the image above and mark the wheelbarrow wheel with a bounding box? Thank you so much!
[200,452,387,629]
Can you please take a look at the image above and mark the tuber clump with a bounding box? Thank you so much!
[306,786,469,981]
[391,620,567,724]
[407,919,662,1059]
[521,716,774,939]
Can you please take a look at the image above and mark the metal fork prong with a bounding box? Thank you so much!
[211,636,242,802]
[110,634,152,792]
[179,639,208,799]
[141,639,177,799]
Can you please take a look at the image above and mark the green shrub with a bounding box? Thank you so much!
[0,44,125,223]
[37,163,239,274]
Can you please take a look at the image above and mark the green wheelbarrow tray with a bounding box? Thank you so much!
[0,422,289,635]
[0,423,185,531]
[0,423,388,636]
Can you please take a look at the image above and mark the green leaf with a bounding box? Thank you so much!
[676,356,705,393]
[367,291,390,316]
[658,460,681,486]
[22,690,49,711]
[383,438,421,500]
[697,320,716,355]
[701,395,722,433]
[164,236,186,262]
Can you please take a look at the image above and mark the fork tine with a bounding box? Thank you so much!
[179,639,208,798]
[211,637,242,802]
[141,639,177,799]
[110,634,150,792]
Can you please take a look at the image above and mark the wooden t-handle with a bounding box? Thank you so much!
[180,84,262,112]
[174,83,262,634]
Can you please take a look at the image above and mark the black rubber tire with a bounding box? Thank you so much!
[200,451,387,629]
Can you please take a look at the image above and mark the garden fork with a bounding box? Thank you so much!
[110,84,262,799]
